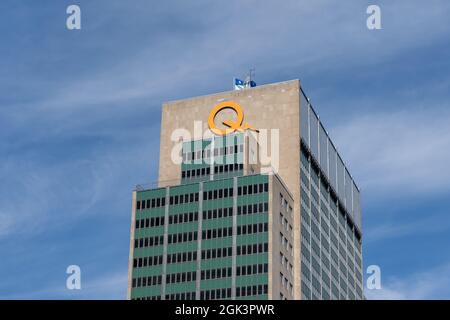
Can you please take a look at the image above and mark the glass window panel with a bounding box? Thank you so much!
[337,155,345,203]
[193,139,203,164]
[345,169,352,215]
[328,140,337,192]
[319,123,328,176]
[309,107,319,161]
[353,183,362,230]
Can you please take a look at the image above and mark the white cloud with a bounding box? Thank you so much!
[74,271,128,300]
[365,213,450,243]
[4,0,450,135]
[331,107,450,199]
[0,134,159,239]
[366,262,450,300]
[2,270,128,300]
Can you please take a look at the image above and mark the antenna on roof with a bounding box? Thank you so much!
[244,68,256,88]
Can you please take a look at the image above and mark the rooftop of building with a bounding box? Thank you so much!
[164,79,300,105]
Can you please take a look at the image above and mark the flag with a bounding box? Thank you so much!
[234,78,245,90]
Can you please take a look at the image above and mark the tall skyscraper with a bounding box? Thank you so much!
[127,80,363,300]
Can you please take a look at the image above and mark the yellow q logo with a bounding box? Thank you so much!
[208,101,258,136]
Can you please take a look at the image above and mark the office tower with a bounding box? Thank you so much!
[127,80,363,300]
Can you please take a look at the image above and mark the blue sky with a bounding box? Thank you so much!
[1,0,450,299]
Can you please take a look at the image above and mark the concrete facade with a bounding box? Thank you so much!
[158,80,302,298]
[127,191,137,300]
[268,174,295,299]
